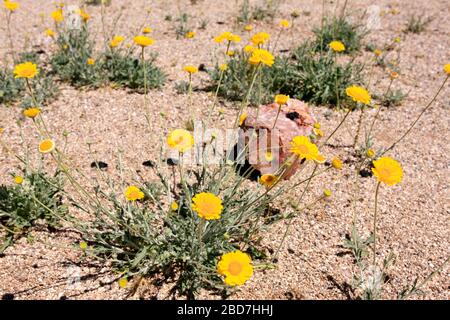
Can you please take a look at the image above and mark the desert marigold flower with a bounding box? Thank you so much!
[14,176,23,184]
[279,19,290,28]
[118,277,128,289]
[109,35,124,48]
[331,157,343,170]
[143,27,152,34]
[329,40,345,52]
[374,49,382,56]
[170,201,179,211]
[243,45,256,53]
[45,29,55,37]
[239,113,247,126]
[78,9,90,21]
[79,241,88,250]
[215,31,241,43]
[290,135,325,163]
[444,64,450,75]
[4,0,19,11]
[323,189,332,197]
[23,107,40,118]
[372,157,403,186]
[192,192,223,220]
[259,174,278,188]
[125,185,145,201]
[313,122,321,129]
[244,24,253,31]
[38,139,55,154]
[167,129,194,153]
[251,32,270,46]
[14,62,38,79]
[248,48,274,67]
[183,65,198,74]
[346,85,371,105]
[394,37,401,43]
[275,94,289,105]
[367,149,375,158]
[226,50,235,57]
[185,31,195,38]
[133,35,154,47]
[51,9,64,23]
[219,63,228,71]
[217,250,253,286]
[87,58,95,65]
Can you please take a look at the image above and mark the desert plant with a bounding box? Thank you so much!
[0,168,66,254]
[209,42,362,107]
[313,16,365,53]
[404,14,433,34]
[51,24,103,87]
[103,51,166,91]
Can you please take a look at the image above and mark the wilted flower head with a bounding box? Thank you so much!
[14,62,38,79]
[244,24,253,31]
[219,63,228,71]
[143,27,152,34]
[259,174,278,188]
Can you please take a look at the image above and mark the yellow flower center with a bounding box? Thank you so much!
[297,144,309,155]
[228,261,243,276]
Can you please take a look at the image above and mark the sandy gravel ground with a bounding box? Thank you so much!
[0,0,449,300]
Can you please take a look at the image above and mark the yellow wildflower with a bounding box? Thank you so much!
[192,192,223,220]
[329,40,345,52]
[372,157,403,186]
[14,62,38,79]
[23,108,40,118]
[346,85,371,105]
[125,186,145,201]
[290,136,325,163]
[167,129,194,153]
[217,250,253,286]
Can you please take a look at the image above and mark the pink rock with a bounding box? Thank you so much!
[239,99,315,179]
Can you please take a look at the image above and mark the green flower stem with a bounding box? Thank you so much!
[381,75,449,156]
[321,108,351,146]
[141,47,152,129]
[372,181,381,266]
[234,64,260,127]
[273,163,318,261]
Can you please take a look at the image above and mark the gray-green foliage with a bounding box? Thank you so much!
[0,168,66,253]
[75,163,271,298]
[313,16,365,53]
[209,42,362,107]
